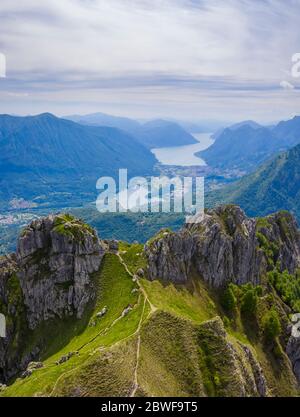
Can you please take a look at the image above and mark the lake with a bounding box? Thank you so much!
[151,132,214,166]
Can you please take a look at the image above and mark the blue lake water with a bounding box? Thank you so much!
[151,132,213,166]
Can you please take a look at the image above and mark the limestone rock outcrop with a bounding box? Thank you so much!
[145,206,300,287]
[0,214,105,381]
[287,314,300,384]
[17,214,105,329]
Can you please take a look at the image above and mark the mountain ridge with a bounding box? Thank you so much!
[207,143,300,220]
[1,206,300,396]
[198,116,300,173]
[66,113,198,149]
[0,113,157,210]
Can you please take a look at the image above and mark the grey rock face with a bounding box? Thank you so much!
[145,229,194,284]
[287,314,300,384]
[0,214,106,382]
[145,206,300,287]
[103,239,119,253]
[17,215,105,329]
[239,344,267,397]
[0,254,18,302]
[0,254,19,381]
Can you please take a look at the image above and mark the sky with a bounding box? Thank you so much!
[0,0,300,123]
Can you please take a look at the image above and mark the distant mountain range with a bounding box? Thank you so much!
[0,113,157,209]
[66,113,198,149]
[65,112,141,133]
[134,119,197,149]
[3,110,300,223]
[199,125,281,173]
[211,120,262,140]
[198,116,300,173]
[208,142,300,220]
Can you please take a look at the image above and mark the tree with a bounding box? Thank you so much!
[263,309,282,341]
[241,289,258,315]
[221,286,237,312]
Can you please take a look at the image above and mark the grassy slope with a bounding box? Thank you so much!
[207,146,300,221]
[2,253,140,396]
[2,243,299,397]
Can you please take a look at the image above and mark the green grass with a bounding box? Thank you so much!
[53,338,138,397]
[2,253,140,397]
[2,238,300,397]
[139,311,206,397]
[146,228,174,246]
[256,217,272,229]
[141,277,217,323]
[118,242,147,275]
[53,213,97,242]
[223,292,299,397]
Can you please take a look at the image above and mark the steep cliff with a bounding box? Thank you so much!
[287,314,300,384]
[17,214,105,329]
[0,214,105,381]
[145,206,300,287]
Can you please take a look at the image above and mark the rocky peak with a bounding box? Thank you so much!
[144,205,300,287]
[0,254,17,301]
[287,314,300,384]
[0,214,106,382]
[16,214,105,329]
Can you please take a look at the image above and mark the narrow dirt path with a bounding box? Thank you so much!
[50,293,146,398]
[49,356,91,397]
[117,252,158,397]
[49,252,155,397]
[130,335,141,397]
[77,309,124,352]
[129,295,146,397]
[117,252,157,314]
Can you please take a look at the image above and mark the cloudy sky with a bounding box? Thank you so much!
[0,0,300,123]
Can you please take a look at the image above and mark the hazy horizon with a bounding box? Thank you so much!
[0,109,289,129]
[0,0,300,123]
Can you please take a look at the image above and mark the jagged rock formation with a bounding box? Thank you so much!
[0,255,21,382]
[0,254,17,306]
[287,314,300,384]
[17,214,105,329]
[145,206,300,287]
[0,214,105,381]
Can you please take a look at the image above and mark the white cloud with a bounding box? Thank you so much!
[0,0,300,120]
